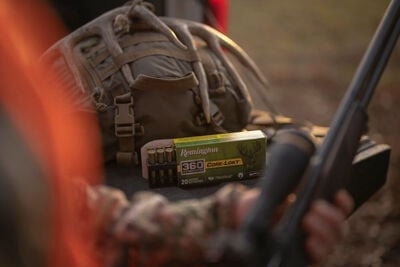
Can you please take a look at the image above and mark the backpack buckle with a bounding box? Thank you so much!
[114,94,134,137]
[114,93,142,166]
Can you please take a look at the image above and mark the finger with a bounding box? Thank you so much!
[305,236,329,265]
[334,189,354,217]
[303,199,348,245]
[302,205,339,246]
[312,200,345,232]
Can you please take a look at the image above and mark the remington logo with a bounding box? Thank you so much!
[180,147,218,158]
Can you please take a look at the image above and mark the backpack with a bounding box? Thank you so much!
[41,1,269,165]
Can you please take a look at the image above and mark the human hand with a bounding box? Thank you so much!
[302,189,354,265]
[235,188,354,265]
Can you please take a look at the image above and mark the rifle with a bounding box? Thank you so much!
[207,1,399,266]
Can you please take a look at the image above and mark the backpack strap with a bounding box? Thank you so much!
[89,32,170,65]
[96,47,199,81]
[131,72,199,91]
[114,92,144,165]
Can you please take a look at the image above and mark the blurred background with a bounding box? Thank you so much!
[228,0,400,266]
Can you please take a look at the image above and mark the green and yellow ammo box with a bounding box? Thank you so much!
[141,130,267,188]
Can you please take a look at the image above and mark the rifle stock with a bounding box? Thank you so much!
[244,0,400,266]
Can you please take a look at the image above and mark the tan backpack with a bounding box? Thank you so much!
[41,1,270,165]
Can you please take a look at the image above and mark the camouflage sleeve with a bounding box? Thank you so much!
[90,184,249,267]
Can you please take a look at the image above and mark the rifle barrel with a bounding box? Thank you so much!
[322,0,400,165]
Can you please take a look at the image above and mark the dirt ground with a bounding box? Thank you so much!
[229,0,400,266]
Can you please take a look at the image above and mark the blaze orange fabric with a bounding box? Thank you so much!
[0,1,102,267]
[208,0,229,33]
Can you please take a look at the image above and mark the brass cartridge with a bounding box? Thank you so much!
[165,146,175,162]
[156,147,165,163]
[147,148,156,164]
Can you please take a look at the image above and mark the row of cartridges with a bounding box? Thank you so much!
[146,146,177,187]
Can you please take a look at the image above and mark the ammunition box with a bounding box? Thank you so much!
[141,130,267,188]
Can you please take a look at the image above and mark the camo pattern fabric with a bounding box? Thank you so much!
[89,184,248,267]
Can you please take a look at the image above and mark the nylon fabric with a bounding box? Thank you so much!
[41,2,260,165]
